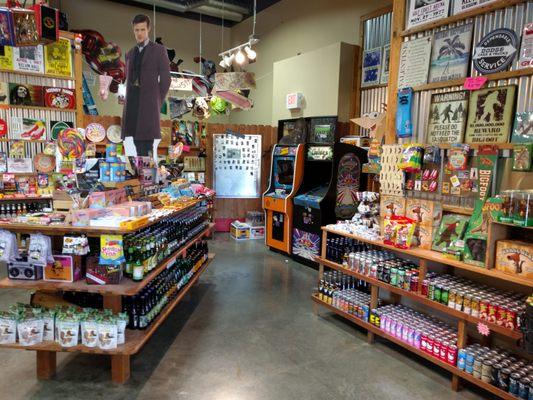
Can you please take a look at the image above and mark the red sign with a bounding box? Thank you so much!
[43,87,76,109]
[464,76,488,91]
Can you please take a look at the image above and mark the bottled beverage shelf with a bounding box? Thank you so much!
[0,254,214,356]
[316,256,522,341]
[0,223,214,296]
[312,295,517,400]
[322,227,533,288]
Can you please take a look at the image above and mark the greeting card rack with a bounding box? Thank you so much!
[0,200,215,383]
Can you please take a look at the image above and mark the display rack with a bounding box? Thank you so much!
[314,224,531,398]
[0,202,215,383]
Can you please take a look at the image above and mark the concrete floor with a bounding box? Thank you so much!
[0,234,493,399]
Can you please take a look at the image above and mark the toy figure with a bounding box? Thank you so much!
[507,252,524,274]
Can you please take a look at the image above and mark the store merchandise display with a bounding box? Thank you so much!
[458,344,533,398]
[500,190,533,228]
[369,304,459,366]
[0,303,127,350]
[0,200,53,220]
[123,241,208,330]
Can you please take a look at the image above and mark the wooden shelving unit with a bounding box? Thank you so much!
[0,68,74,81]
[0,104,77,113]
[312,295,517,400]
[0,200,215,383]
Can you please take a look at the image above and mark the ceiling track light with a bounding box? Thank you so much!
[218,37,259,68]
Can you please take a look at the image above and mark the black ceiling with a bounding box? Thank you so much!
[107,0,281,27]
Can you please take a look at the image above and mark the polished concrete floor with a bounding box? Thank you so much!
[0,234,492,399]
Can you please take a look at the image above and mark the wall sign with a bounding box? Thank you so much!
[429,23,473,82]
[427,91,469,144]
[473,28,518,74]
[398,36,433,88]
[407,0,450,30]
[453,0,496,15]
[518,22,533,70]
[307,146,332,161]
[361,47,382,87]
[213,133,261,198]
[380,44,391,84]
[465,85,516,144]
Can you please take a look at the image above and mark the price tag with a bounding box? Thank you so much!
[182,145,191,153]
[170,77,193,91]
[464,76,488,90]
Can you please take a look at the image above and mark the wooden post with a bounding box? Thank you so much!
[103,294,122,313]
[368,285,379,344]
[418,259,427,294]
[384,0,407,144]
[111,354,131,384]
[452,319,468,391]
[36,350,56,379]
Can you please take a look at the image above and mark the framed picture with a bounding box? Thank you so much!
[465,85,516,144]
[429,23,473,82]
[361,47,382,87]
[407,0,450,30]
[380,44,391,84]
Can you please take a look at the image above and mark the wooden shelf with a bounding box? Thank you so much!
[0,196,52,201]
[0,68,74,81]
[0,223,214,296]
[317,257,522,341]
[442,205,474,215]
[361,83,388,90]
[400,0,528,37]
[101,179,140,189]
[0,254,214,355]
[322,226,533,287]
[412,68,533,92]
[0,200,201,237]
[0,105,76,113]
[312,295,517,400]
[493,221,533,230]
[0,139,48,143]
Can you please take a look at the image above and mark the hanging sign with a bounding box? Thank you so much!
[213,72,256,92]
[170,77,193,91]
[473,28,518,74]
[407,0,450,29]
[518,22,533,69]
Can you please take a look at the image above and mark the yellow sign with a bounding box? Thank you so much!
[0,46,13,70]
[44,38,72,76]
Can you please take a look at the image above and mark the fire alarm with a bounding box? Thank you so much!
[286,92,303,110]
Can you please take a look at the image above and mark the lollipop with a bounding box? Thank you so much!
[58,128,86,159]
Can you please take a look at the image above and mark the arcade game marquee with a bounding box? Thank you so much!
[291,117,368,266]
[262,142,304,254]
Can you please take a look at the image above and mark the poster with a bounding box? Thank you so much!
[13,45,44,73]
[465,85,516,144]
[453,0,496,15]
[213,133,261,198]
[398,36,433,88]
[429,23,473,82]
[0,46,13,70]
[0,82,8,104]
[9,117,47,141]
[44,38,73,76]
[427,91,468,144]
[8,83,43,107]
[380,44,391,84]
[407,0,450,29]
[43,87,76,109]
[361,47,382,87]
[518,22,533,70]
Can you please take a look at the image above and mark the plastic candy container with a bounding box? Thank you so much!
[398,144,424,173]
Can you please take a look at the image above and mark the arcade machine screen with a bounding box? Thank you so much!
[275,158,295,189]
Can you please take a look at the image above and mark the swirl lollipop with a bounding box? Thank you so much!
[58,128,86,159]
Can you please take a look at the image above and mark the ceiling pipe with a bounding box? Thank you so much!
[192,5,243,21]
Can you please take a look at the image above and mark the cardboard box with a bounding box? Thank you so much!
[250,226,265,240]
[230,221,250,240]
[495,240,533,278]
[405,198,442,227]
[380,195,406,218]
[71,208,105,227]
[44,255,82,282]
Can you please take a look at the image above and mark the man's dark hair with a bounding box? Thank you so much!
[132,14,150,27]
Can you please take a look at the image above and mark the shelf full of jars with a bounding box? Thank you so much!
[0,201,215,384]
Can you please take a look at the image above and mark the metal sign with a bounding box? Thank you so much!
[473,28,518,74]
[170,77,193,91]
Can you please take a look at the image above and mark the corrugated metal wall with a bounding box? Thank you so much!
[404,1,533,142]
[360,11,392,135]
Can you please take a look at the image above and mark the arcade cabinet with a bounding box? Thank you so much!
[291,117,368,266]
[263,144,305,254]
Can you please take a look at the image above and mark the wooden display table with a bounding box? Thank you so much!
[0,206,215,383]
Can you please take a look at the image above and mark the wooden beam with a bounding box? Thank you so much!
[361,3,393,22]
[368,285,379,344]
[111,354,130,384]
[384,0,406,144]
[401,0,528,37]
[103,294,122,313]
[36,351,56,379]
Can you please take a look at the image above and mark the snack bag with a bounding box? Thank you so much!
[99,235,126,265]
[116,313,128,345]
[17,314,44,346]
[98,317,118,350]
[395,217,417,249]
[42,309,55,341]
[0,312,17,344]
[56,313,80,348]
[398,144,424,173]
[80,314,99,348]
[432,214,470,254]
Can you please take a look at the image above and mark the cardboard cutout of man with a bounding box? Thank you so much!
[122,14,171,156]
